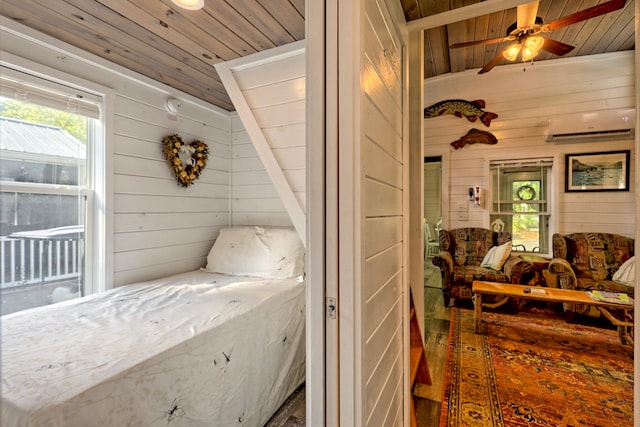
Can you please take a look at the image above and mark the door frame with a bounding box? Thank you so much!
[305,0,334,425]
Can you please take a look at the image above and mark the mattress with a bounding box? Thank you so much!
[1,270,306,427]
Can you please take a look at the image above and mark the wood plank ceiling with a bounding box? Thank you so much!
[406,0,635,78]
[0,1,635,112]
[0,0,305,111]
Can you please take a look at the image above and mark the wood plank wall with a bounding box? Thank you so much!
[1,19,232,288]
[424,51,636,241]
[233,54,306,215]
[362,1,406,425]
[216,42,306,242]
[231,114,292,227]
[110,89,230,286]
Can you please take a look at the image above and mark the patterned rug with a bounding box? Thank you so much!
[440,308,634,426]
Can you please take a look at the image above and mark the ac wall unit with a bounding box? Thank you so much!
[544,108,636,143]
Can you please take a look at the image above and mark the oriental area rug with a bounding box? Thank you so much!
[439,308,633,427]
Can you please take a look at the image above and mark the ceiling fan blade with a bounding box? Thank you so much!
[450,37,509,49]
[478,50,506,74]
[545,0,626,31]
[517,1,540,28]
[541,37,575,56]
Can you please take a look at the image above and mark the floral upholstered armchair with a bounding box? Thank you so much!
[432,228,533,306]
[549,232,635,318]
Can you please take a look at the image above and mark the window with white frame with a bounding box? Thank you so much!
[490,158,552,255]
[0,66,104,315]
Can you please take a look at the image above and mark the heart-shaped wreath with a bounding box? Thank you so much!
[162,134,209,188]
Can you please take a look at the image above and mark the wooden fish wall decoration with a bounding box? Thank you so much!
[424,99,498,127]
[451,128,497,150]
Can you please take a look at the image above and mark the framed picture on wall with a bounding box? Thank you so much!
[565,150,630,192]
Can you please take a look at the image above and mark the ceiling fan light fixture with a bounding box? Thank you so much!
[518,35,544,62]
[503,44,521,61]
[171,0,204,10]
[522,46,541,62]
[525,36,545,52]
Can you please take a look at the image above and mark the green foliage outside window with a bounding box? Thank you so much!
[512,181,540,231]
[0,99,87,143]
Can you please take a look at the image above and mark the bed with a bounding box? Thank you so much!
[1,226,306,427]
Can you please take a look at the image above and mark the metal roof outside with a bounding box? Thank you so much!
[0,116,86,160]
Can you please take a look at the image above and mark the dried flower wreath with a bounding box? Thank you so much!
[162,134,209,187]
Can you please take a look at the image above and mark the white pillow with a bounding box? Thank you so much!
[205,226,305,279]
[613,256,635,287]
[480,240,512,271]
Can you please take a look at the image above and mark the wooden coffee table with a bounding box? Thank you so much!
[472,280,634,345]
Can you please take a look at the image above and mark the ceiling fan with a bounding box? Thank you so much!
[450,0,627,74]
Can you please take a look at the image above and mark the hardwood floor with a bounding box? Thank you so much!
[414,263,450,426]
[264,263,449,427]
[263,383,305,426]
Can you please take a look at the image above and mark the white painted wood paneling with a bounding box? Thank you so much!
[425,51,636,239]
[230,115,292,229]
[361,0,406,426]
[216,42,306,245]
[1,18,232,288]
[110,85,230,285]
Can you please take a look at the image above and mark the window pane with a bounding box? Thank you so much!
[512,214,540,252]
[490,161,551,255]
[1,96,88,315]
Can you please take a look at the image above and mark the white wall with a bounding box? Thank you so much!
[424,51,636,239]
[1,18,232,288]
[230,114,292,227]
[216,42,306,243]
[360,1,406,425]
[110,88,230,286]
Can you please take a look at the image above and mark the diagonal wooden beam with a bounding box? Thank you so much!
[215,42,306,246]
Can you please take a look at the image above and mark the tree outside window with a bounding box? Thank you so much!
[490,160,551,254]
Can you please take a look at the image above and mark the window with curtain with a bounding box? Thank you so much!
[490,158,552,255]
[0,66,103,315]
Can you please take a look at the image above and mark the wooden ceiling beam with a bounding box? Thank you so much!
[407,0,535,32]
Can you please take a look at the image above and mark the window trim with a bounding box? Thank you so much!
[489,157,554,256]
[0,52,114,298]
[0,67,101,119]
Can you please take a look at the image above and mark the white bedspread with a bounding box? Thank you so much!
[1,271,305,427]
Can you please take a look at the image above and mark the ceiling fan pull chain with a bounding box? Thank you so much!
[524,56,537,72]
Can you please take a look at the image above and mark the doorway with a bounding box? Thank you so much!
[415,156,448,422]
[424,157,442,255]
[424,156,442,288]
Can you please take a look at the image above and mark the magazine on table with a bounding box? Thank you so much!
[586,290,634,305]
